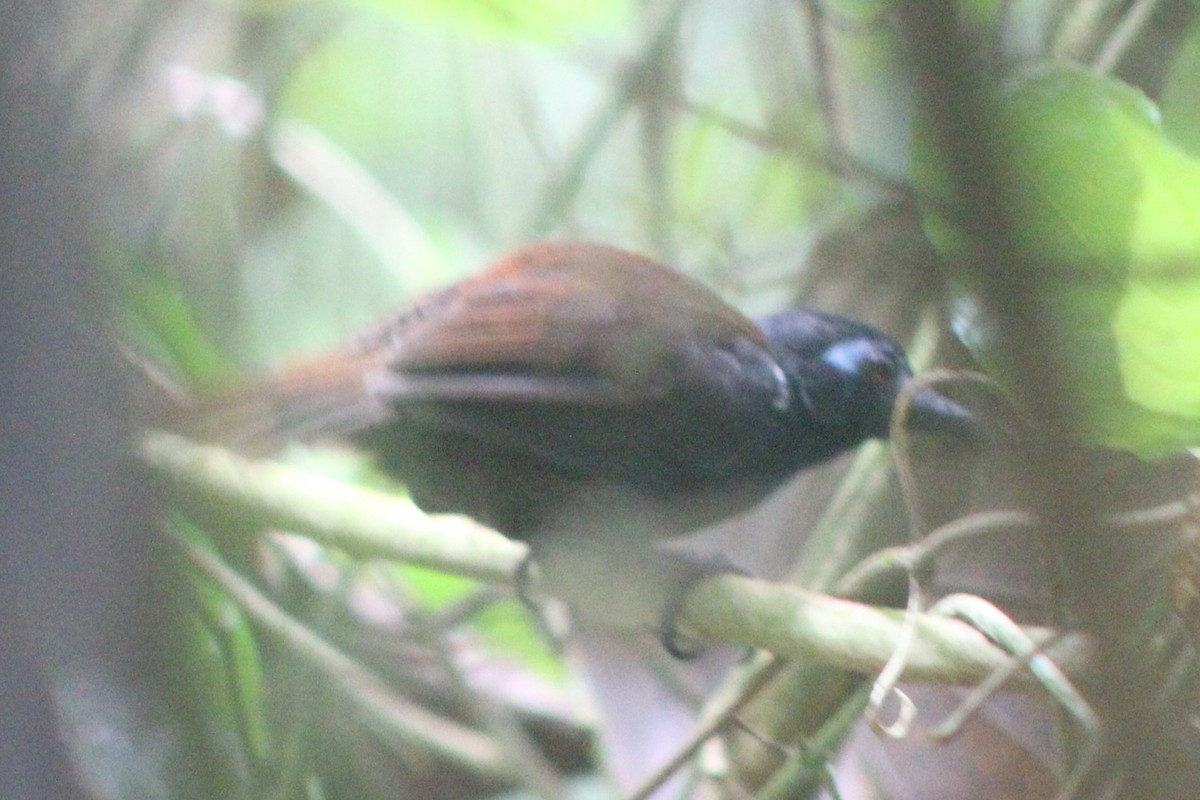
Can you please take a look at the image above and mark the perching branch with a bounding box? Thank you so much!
[140,430,523,583]
[140,429,1090,686]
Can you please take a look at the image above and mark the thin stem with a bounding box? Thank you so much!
[625,653,788,800]
[164,522,514,778]
[1091,0,1163,74]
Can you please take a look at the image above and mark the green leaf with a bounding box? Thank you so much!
[173,519,272,767]
[115,258,232,386]
[916,62,1200,456]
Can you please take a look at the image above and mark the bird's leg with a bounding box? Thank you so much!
[657,551,747,659]
[522,487,751,657]
[511,550,571,650]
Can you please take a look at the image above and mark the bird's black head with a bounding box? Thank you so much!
[759,311,974,446]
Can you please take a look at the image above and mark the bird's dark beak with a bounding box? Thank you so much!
[902,385,982,442]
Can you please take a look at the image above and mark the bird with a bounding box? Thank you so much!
[197,241,975,637]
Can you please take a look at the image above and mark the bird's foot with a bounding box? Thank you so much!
[659,552,746,659]
[512,551,571,651]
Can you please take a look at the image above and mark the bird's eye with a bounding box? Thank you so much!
[865,359,894,387]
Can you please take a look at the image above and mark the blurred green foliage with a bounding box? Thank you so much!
[917,63,1200,456]
[172,517,271,772]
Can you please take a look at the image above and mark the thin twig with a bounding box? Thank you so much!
[414,601,567,799]
[1052,0,1122,60]
[624,653,787,800]
[835,509,1039,596]
[930,594,1101,800]
[750,682,873,800]
[1091,0,1164,74]
[676,94,911,196]
[163,522,514,778]
[523,0,688,236]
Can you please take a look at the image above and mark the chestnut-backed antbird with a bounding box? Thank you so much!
[201,242,974,634]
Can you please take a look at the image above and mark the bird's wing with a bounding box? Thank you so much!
[189,243,766,454]
[356,241,766,405]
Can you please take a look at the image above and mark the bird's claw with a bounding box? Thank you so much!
[659,553,747,659]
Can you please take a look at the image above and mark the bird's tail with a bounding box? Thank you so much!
[170,349,391,454]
